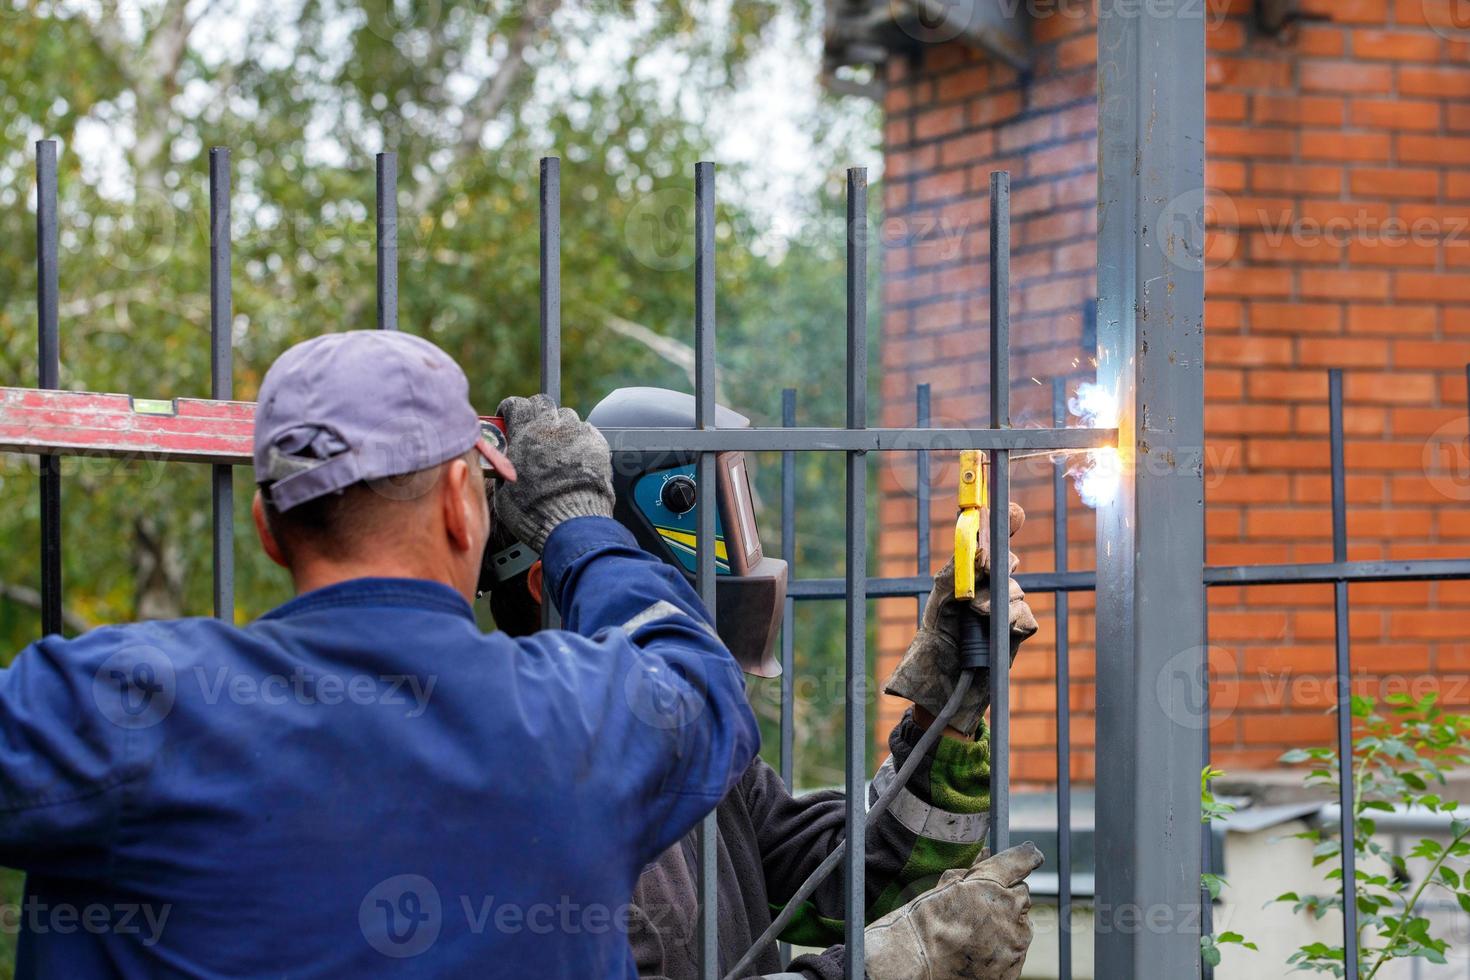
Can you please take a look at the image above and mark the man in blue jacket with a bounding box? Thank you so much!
[0,330,759,978]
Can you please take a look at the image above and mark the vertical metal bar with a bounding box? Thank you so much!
[916,383,931,629]
[376,152,398,331]
[988,170,1011,855]
[540,157,562,402]
[843,166,868,980]
[1052,378,1072,978]
[1202,584,1215,980]
[1095,0,1207,974]
[36,139,61,637]
[1330,368,1361,980]
[537,159,563,629]
[780,388,797,787]
[779,386,797,968]
[209,148,234,622]
[693,160,719,980]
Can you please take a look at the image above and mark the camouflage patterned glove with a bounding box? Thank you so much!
[883,502,1039,737]
[864,842,1042,980]
[493,394,614,552]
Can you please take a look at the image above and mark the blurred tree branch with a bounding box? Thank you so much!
[0,582,93,634]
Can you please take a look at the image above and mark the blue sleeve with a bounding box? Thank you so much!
[535,516,759,860]
[0,629,157,875]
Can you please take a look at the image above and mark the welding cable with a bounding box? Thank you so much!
[721,666,979,980]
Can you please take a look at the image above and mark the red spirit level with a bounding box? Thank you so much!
[0,387,510,466]
[0,387,255,465]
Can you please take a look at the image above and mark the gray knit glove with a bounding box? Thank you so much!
[493,394,614,552]
[884,501,1039,736]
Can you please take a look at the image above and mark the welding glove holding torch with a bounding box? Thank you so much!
[847,502,1039,980]
[493,394,615,550]
[884,501,1040,737]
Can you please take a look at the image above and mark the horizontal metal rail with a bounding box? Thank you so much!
[600,427,1111,453]
[0,387,1112,463]
[786,557,1470,602]
[1203,558,1470,585]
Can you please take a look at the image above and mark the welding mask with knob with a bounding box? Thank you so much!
[477,387,787,677]
[588,387,786,677]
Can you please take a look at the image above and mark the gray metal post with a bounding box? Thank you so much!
[36,139,61,637]
[209,148,234,621]
[1095,0,1206,975]
[540,157,562,402]
[376,152,398,331]
[843,166,868,979]
[693,160,720,980]
[988,170,1011,855]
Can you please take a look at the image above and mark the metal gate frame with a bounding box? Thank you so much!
[11,5,1470,978]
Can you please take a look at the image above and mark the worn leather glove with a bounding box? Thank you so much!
[864,842,1043,980]
[493,394,614,552]
[884,501,1039,737]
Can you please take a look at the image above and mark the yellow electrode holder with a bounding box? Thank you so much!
[954,449,987,600]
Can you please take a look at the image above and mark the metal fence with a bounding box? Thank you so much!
[11,8,1470,979]
[18,136,1117,978]
[16,138,1113,979]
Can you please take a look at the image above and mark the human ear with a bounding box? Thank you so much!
[527,560,544,605]
[252,492,288,569]
[442,459,476,554]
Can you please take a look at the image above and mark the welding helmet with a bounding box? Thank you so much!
[585,387,787,677]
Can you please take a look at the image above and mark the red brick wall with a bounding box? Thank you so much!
[876,0,1470,784]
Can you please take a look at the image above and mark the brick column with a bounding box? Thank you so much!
[877,0,1470,783]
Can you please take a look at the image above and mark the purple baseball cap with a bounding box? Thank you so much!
[254,331,515,512]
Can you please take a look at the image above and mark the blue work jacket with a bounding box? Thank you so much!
[0,516,758,978]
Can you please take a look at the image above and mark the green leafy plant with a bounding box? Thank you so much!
[1276,693,1470,977]
[1201,766,1258,968]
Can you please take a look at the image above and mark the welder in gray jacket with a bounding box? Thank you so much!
[480,387,1045,980]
